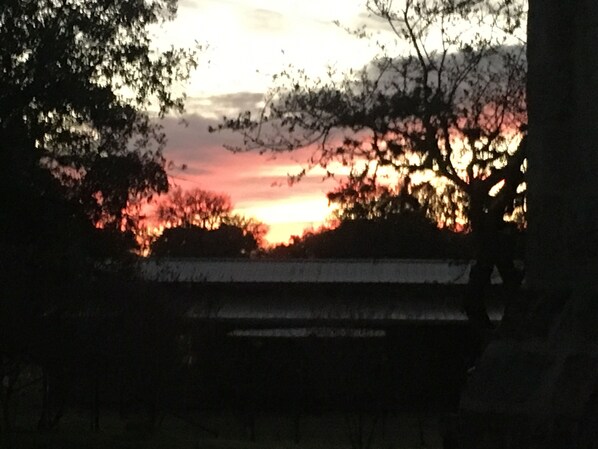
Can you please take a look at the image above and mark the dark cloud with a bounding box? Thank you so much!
[160,109,322,169]
[224,174,335,203]
[171,164,213,177]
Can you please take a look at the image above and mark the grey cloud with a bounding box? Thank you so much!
[244,8,286,33]
[207,92,265,111]
[157,111,340,207]
[160,113,242,163]
[185,92,265,117]
[355,11,392,32]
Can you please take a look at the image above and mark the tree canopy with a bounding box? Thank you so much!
[151,224,260,258]
[270,212,479,259]
[157,186,234,230]
[214,0,527,233]
[327,175,421,222]
[150,187,269,257]
[0,0,196,232]
[0,1,197,432]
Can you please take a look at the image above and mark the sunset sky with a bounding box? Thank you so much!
[153,0,390,244]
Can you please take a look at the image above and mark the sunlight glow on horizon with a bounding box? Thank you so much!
[150,0,525,246]
[261,221,327,246]
[238,198,331,224]
[236,196,335,244]
[147,0,384,244]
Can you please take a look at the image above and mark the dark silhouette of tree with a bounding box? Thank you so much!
[0,0,196,230]
[328,176,421,222]
[157,187,233,230]
[0,0,196,438]
[81,153,169,231]
[214,0,527,231]
[153,187,269,256]
[0,0,196,272]
[214,0,527,329]
[270,212,475,260]
[223,214,270,249]
[151,224,258,258]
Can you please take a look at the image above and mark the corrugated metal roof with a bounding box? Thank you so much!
[185,295,504,323]
[228,328,387,338]
[138,258,500,284]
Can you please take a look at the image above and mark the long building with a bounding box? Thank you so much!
[138,258,506,328]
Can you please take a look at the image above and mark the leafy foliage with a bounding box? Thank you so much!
[152,187,269,256]
[224,213,270,248]
[151,224,260,258]
[328,175,421,221]
[0,0,197,230]
[214,0,527,231]
[157,186,234,230]
[270,212,476,259]
[0,0,197,433]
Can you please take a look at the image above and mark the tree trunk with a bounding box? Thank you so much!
[459,1,598,447]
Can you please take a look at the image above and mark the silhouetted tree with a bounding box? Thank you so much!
[215,0,527,329]
[215,0,527,232]
[81,153,168,231]
[0,0,195,230]
[270,212,474,259]
[224,214,270,249]
[328,176,421,222]
[151,224,258,258]
[0,0,196,438]
[153,186,268,256]
[157,187,233,230]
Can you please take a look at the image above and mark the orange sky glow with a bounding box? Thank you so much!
[147,0,525,247]
[146,0,388,245]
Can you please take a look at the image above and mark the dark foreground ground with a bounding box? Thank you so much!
[8,410,445,449]
[3,324,474,448]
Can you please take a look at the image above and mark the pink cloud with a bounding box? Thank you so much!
[160,113,337,244]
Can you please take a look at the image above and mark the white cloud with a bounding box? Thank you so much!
[155,0,382,98]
